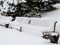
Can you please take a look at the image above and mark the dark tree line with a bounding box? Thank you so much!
[0,0,59,18]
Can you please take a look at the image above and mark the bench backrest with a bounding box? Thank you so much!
[30,18,57,30]
[15,17,24,23]
[15,17,57,31]
[15,17,30,24]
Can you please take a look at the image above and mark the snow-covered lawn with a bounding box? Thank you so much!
[42,4,60,20]
[0,26,60,45]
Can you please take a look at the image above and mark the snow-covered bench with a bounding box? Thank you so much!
[9,17,57,36]
[0,16,58,36]
[22,18,57,36]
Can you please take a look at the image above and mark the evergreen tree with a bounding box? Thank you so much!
[0,0,58,17]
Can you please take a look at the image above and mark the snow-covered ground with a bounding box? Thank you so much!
[42,4,60,20]
[0,3,60,45]
[0,26,60,45]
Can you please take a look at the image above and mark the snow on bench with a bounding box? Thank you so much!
[15,17,30,24]
[22,18,57,36]
[6,17,57,36]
